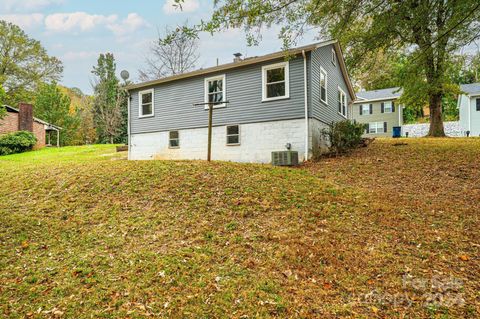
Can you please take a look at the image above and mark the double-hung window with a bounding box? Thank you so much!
[262,62,289,101]
[383,101,393,113]
[169,131,179,148]
[320,67,327,103]
[361,104,370,115]
[205,75,226,108]
[338,88,347,117]
[369,122,386,134]
[139,89,154,117]
[476,98,480,111]
[226,125,240,145]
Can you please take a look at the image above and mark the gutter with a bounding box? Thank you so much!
[302,50,308,161]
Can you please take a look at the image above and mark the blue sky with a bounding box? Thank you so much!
[0,0,318,94]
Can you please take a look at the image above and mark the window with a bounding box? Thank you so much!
[139,89,154,117]
[476,98,480,111]
[338,88,347,117]
[262,62,289,101]
[361,104,370,115]
[169,131,179,148]
[368,122,386,134]
[320,67,327,103]
[205,75,226,108]
[331,48,336,66]
[226,125,240,145]
[383,101,393,113]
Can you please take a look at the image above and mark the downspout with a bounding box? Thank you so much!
[302,50,308,161]
[468,95,471,133]
[127,90,131,160]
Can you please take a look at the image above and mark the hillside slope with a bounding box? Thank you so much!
[0,140,478,318]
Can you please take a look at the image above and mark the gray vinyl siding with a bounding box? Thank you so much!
[130,56,308,134]
[351,99,402,137]
[310,44,352,124]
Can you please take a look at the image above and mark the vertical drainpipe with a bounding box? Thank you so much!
[302,50,309,161]
[468,95,471,132]
[127,90,131,160]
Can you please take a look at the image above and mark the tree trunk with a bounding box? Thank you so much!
[427,93,446,137]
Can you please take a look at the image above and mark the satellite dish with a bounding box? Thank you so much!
[120,70,130,81]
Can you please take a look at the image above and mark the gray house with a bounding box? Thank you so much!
[125,40,355,163]
[458,83,480,136]
[350,87,403,137]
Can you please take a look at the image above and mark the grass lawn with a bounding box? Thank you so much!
[0,140,478,318]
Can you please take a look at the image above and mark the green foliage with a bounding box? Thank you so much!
[319,120,366,157]
[170,0,480,136]
[0,20,63,106]
[0,131,37,155]
[92,53,126,144]
[34,82,80,146]
[0,84,6,120]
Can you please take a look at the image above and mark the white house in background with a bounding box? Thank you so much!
[458,83,480,136]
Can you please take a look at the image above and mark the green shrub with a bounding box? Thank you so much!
[319,120,366,157]
[0,131,37,155]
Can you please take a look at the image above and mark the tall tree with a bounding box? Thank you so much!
[171,0,480,137]
[34,82,80,146]
[139,25,199,81]
[0,85,6,120]
[91,53,124,144]
[0,21,63,106]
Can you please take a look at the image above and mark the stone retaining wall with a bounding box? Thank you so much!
[402,121,465,137]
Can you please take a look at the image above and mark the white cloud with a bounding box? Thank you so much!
[163,0,199,14]
[43,12,148,39]
[45,12,117,33]
[107,13,149,37]
[0,13,44,29]
[1,0,63,13]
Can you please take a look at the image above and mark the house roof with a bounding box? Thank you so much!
[3,105,62,130]
[354,87,402,103]
[460,83,480,96]
[125,40,356,99]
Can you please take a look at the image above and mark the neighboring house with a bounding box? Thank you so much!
[0,103,61,148]
[350,87,403,137]
[458,83,480,136]
[125,40,355,163]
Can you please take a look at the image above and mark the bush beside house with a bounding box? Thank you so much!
[0,131,37,155]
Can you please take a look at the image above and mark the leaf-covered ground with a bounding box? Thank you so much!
[0,140,478,318]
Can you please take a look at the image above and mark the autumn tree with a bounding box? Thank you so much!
[91,53,124,144]
[34,82,80,146]
[0,85,6,120]
[0,20,63,106]
[170,0,480,136]
[139,25,199,81]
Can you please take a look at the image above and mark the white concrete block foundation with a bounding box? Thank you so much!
[130,119,308,163]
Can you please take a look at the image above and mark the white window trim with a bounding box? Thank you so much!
[168,131,180,149]
[204,74,227,109]
[361,104,370,115]
[320,66,328,104]
[226,125,240,146]
[338,86,347,118]
[384,101,393,113]
[368,122,385,134]
[138,89,154,118]
[261,61,290,102]
[331,48,337,66]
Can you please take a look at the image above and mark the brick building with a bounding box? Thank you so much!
[0,103,61,149]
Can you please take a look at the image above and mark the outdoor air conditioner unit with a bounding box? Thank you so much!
[271,151,299,166]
